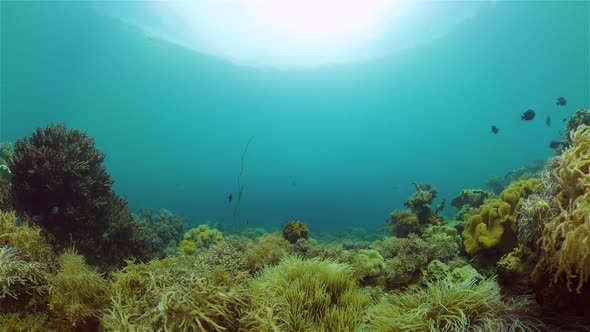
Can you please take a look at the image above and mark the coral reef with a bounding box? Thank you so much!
[183,224,223,249]
[560,108,590,150]
[450,188,494,210]
[404,180,444,226]
[9,124,153,268]
[0,142,13,166]
[485,160,545,195]
[101,256,249,331]
[96,194,157,269]
[135,208,185,257]
[367,275,541,332]
[47,250,108,330]
[282,220,309,244]
[462,179,541,255]
[244,256,370,332]
[387,209,420,237]
[537,125,590,293]
[351,249,385,283]
[9,124,113,239]
[244,232,291,272]
[0,246,48,306]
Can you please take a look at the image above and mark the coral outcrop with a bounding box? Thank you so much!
[282,220,309,244]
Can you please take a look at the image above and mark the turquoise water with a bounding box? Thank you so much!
[1,1,588,232]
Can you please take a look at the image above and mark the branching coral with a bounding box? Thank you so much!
[47,249,108,330]
[0,246,48,302]
[9,124,113,236]
[135,208,184,257]
[97,194,157,269]
[0,210,54,265]
[243,256,370,332]
[8,124,154,268]
[101,256,250,331]
[537,125,590,293]
[367,276,542,332]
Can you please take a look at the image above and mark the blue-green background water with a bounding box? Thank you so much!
[1,1,589,232]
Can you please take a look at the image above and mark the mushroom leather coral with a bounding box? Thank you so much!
[462,179,540,255]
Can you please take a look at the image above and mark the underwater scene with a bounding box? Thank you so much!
[1,1,590,331]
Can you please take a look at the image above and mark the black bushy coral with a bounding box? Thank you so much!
[10,124,112,225]
[9,124,154,268]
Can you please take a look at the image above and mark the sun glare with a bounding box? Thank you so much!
[93,0,486,68]
[244,0,396,44]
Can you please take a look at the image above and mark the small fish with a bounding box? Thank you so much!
[521,109,536,121]
[228,193,233,203]
[14,218,21,227]
[556,97,567,106]
[562,118,567,122]
[545,115,551,127]
[102,232,109,238]
[49,206,59,215]
[549,140,562,149]
[32,215,44,222]
[491,125,499,134]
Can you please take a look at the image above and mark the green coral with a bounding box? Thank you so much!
[387,209,420,237]
[101,256,249,331]
[0,142,13,166]
[244,232,291,272]
[135,208,184,257]
[351,249,385,282]
[450,189,494,210]
[243,256,370,332]
[0,246,48,304]
[404,181,444,226]
[367,276,541,332]
[183,224,223,249]
[47,250,108,330]
[282,220,309,244]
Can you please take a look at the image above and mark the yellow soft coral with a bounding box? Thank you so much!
[183,224,223,249]
[538,125,590,292]
[462,200,513,254]
[462,179,540,255]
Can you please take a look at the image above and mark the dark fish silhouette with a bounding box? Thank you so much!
[556,97,567,106]
[491,125,499,134]
[521,109,536,120]
[228,193,233,203]
[562,118,567,122]
[549,140,561,149]
[546,115,551,127]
